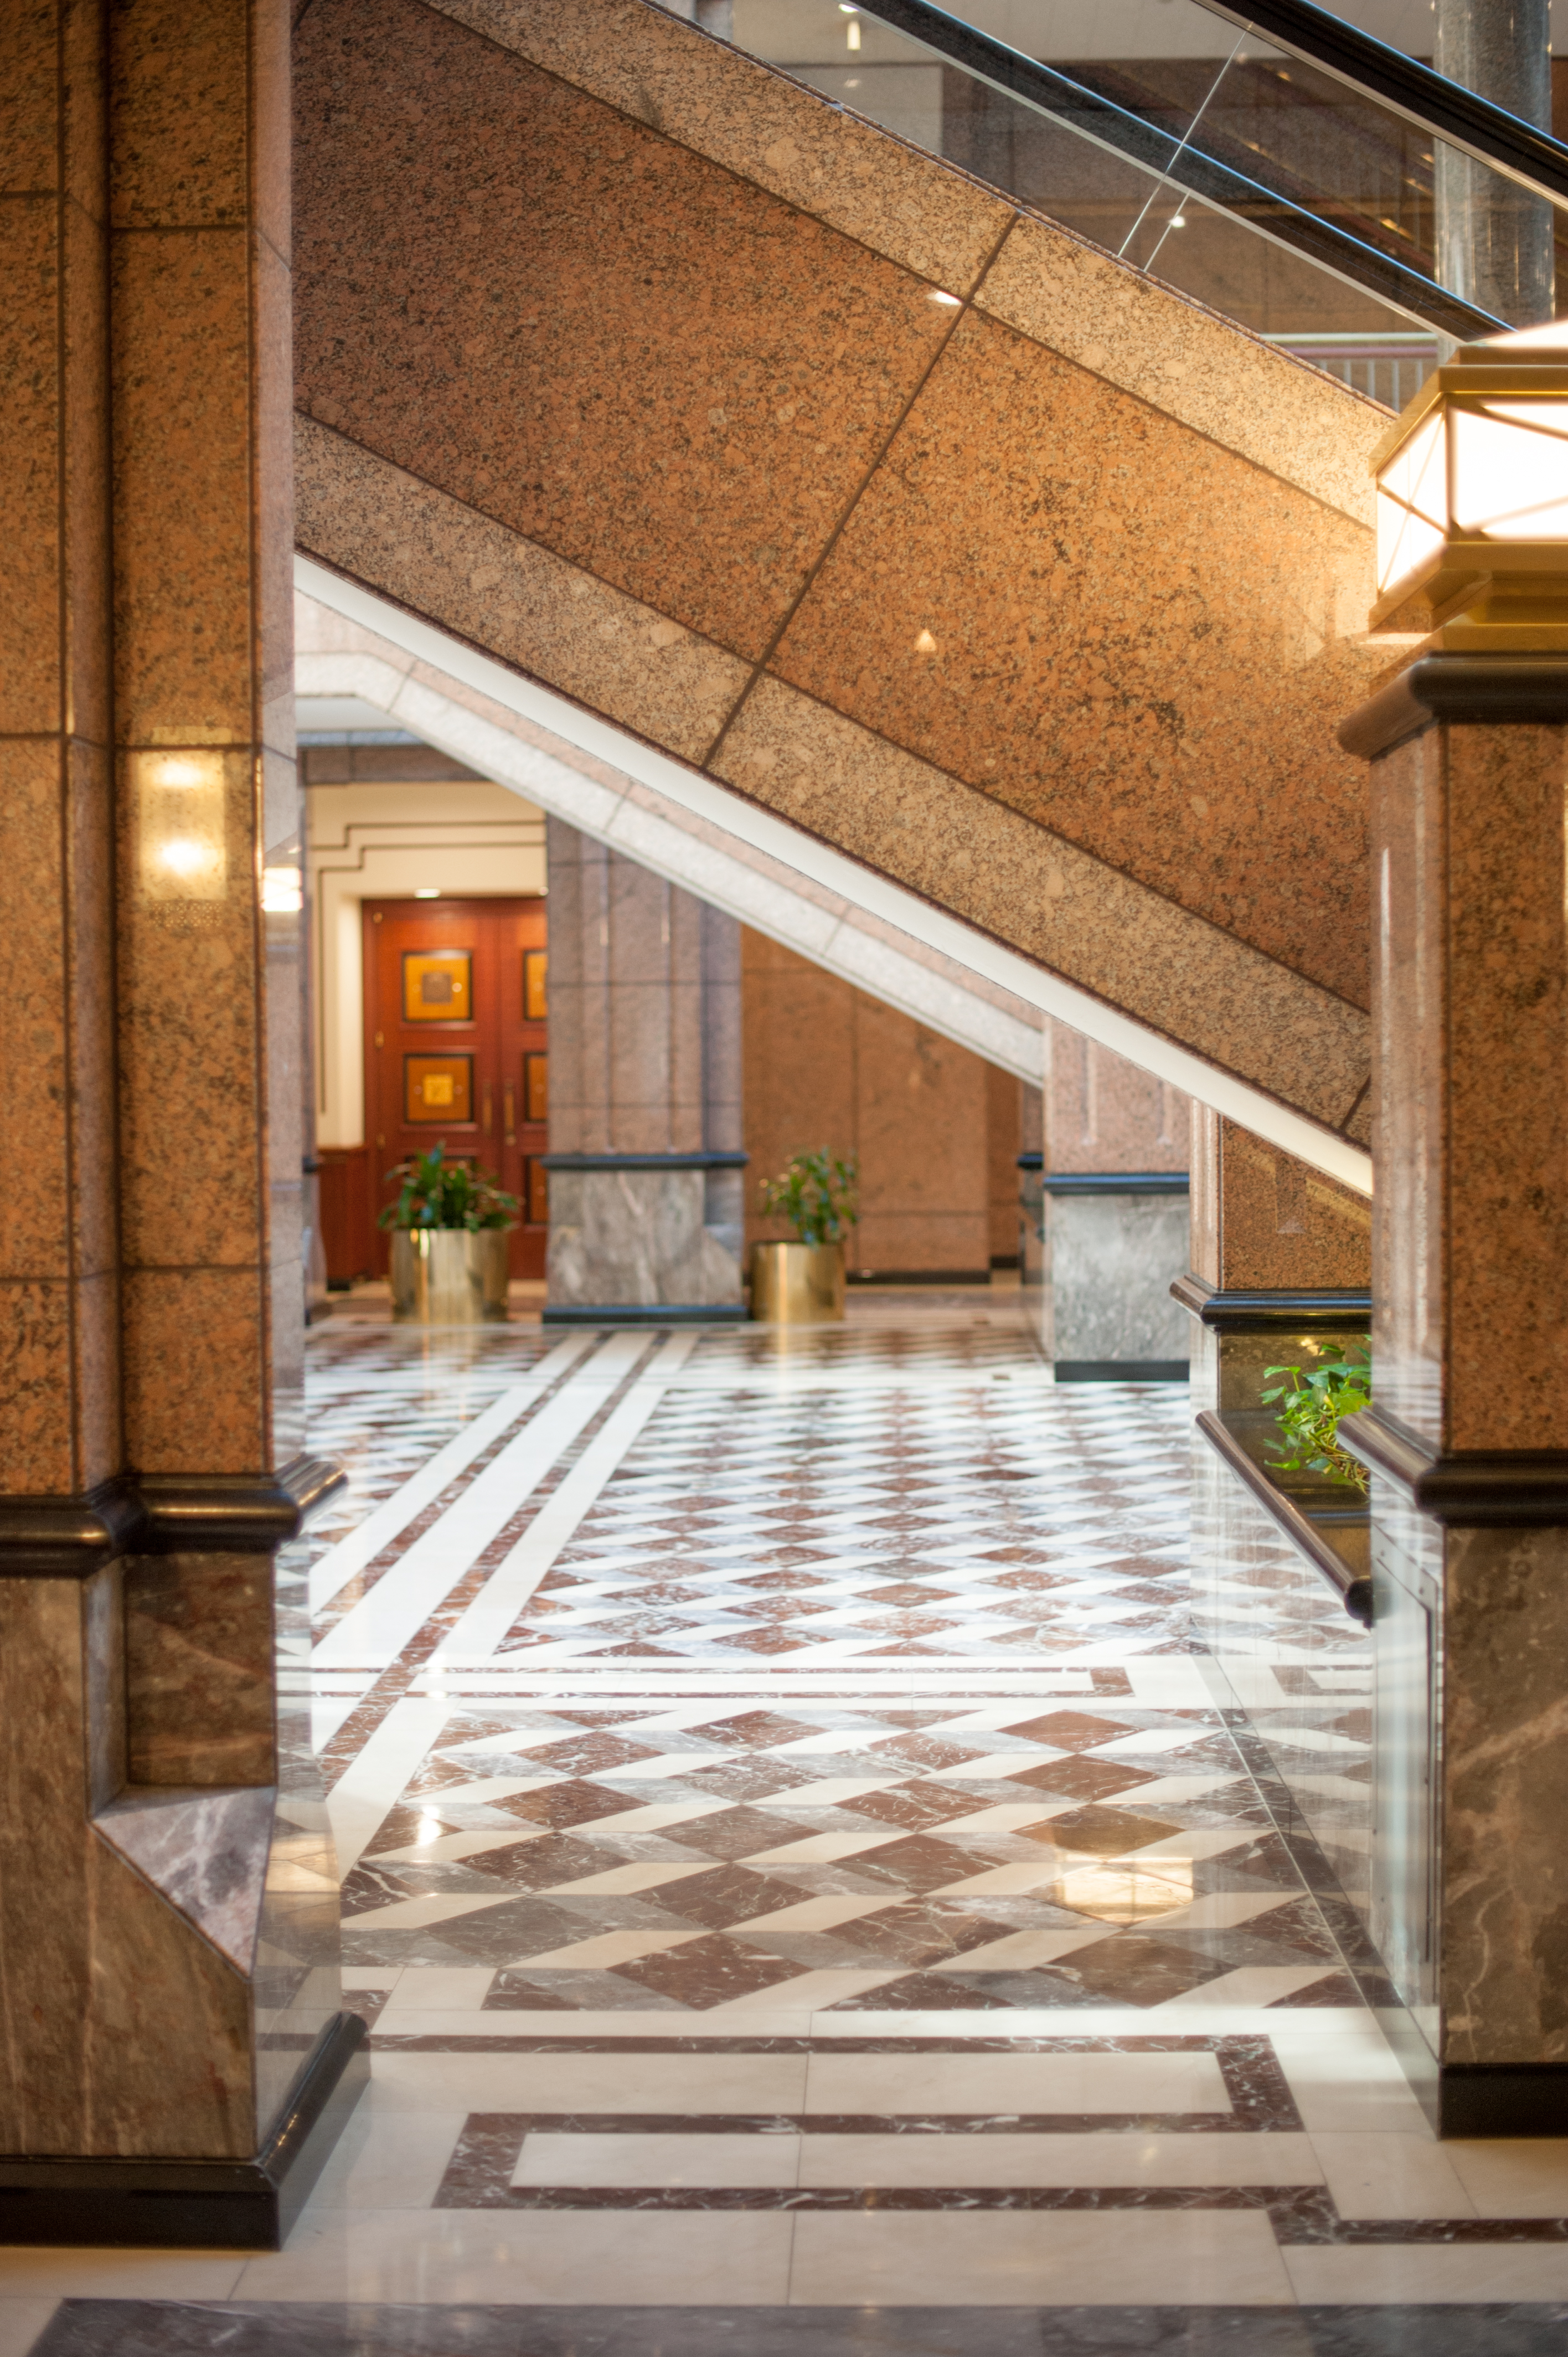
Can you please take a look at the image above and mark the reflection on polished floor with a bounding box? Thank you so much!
[11,1306,1568,2355]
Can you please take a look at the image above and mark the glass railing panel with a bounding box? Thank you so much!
[726,0,1568,380]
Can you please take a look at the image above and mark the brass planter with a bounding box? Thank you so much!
[749,1241,845,1323]
[390,1227,511,1322]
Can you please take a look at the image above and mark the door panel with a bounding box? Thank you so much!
[364,897,548,1280]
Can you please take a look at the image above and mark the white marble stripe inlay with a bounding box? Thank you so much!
[429,1333,698,1665]
[313,1332,653,1670]
[308,1332,599,1612]
[326,1693,453,1878]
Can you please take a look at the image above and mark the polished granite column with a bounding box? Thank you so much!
[1039,1017,1190,1380]
[541,818,746,1318]
[0,0,358,2244]
[1340,658,1568,2134]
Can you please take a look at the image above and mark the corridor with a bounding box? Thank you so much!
[12,1309,1568,2352]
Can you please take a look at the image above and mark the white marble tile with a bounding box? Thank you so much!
[370,2048,811,2114]
[928,1928,1107,1972]
[538,1861,715,1896]
[729,1894,898,1936]
[706,1969,902,2013]
[379,1967,496,2013]
[1283,2242,1568,2302]
[0,2302,58,2357]
[512,1927,702,1969]
[1443,2137,1568,2217]
[235,2209,795,2304]
[788,2209,1294,2305]
[802,2049,1232,2118]
[370,1827,548,1866]
[514,2131,801,2188]
[1154,1968,1342,2009]
[795,2130,1324,2189]
[1270,2034,1434,2134]
[0,2252,248,2299]
[754,1778,906,1807]
[306,2101,469,2211]
[345,1891,515,1932]
[739,1829,914,1866]
[1309,2130,1476,2220]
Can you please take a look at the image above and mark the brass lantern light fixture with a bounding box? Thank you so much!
[1371,321,1568,650]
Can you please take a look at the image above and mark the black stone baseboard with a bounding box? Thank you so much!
[0,2010,368,2249]
[543,1304,748,1324]
[1055,1360,1190,1383]
[1435,2061,1568,2138]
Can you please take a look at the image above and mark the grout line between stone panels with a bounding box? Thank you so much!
[698,212,1022,781]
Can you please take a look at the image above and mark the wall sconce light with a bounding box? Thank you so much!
[135,750,228,902]
[1372,321,1568,649]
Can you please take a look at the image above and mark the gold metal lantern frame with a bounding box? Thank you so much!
[1372,322,1568,651]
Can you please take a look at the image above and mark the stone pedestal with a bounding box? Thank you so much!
[0,0,358,2242]
[543,820,746,1316]
[1340,657,1568,2134]
[1039,1019,1190,1380]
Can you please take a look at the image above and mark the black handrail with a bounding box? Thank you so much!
[868,0,1568,210]
[1201,0,1568,207]
[863,0,1506,339]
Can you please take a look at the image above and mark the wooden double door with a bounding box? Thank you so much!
[364,898,548,1279]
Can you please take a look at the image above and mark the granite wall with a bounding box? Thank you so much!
[740,930,1028,1278]
[290,0,1384,1156]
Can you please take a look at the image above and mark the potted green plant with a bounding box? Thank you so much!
[379,1142,518,1323]
[750,1150,859,1323]
[1262,1343,1372,1492]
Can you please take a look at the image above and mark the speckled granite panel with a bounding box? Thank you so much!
[769,309,1380,1010]
[714,675,1370,1134]
[974,215,1382,529]
[1442,726,1568,1453]
[1215,1121,1372,1293]
[295,420,748,764]
[1044,1018,1188,1176]
[425,0,1012,295]
[292,0,959,661]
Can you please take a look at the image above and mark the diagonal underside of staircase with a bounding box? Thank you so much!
[292,0,1392,1175]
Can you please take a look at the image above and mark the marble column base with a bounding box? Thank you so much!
[1043,1181,1190,1380]
[544,1157,746,1313]
[0,2015,368,2247]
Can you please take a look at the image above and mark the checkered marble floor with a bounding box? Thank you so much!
[14,1305,1568,2349]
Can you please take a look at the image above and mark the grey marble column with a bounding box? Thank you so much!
[544,819,745,1313]
[1039,1017,1190,1378]
[1435,0,1554,325]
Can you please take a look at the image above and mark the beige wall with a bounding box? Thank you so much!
[742,931,1025,1275]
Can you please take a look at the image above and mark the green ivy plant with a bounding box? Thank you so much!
[379,1141,518,1232]
[1262,1342,1372,1494]
[758,1149,859,1247]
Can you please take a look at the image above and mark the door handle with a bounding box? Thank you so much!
[482,1080,492,1134]
[504,1080,516,1145]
